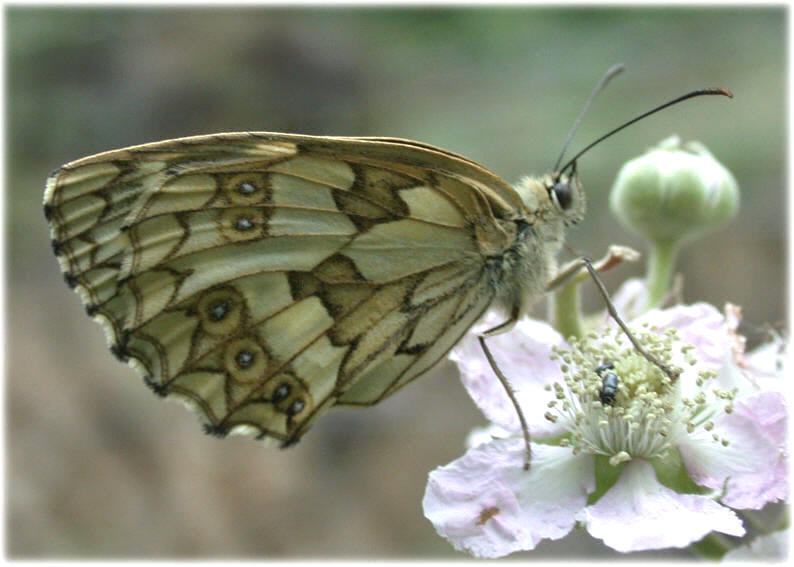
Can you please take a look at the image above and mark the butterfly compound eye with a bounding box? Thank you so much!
[551,181,573,210]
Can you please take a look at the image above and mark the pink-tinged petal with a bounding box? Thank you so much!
[635,302,729,371]
[451,314,567,436]
[449,312,502,385]
[742,336,788,393]
[477,317,567,388]
[423,439,594,558]
[624,302,732,400]
[733,390,788,451]
[746,339,786,375]
[465,424,512,449]
[716,304,786,397]
[679,391,788,509]
[611,278,648,321]
[450,315,518,432]
[584,460,744,552]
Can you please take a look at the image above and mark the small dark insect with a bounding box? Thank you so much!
[595,363,619,406]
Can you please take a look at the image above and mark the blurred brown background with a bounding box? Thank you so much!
[6,6,785,559]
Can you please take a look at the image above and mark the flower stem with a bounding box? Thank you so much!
[689,532,735,559]
[551,276,585,340]
[644,240,680,311]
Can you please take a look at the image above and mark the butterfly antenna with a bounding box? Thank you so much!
[552,63,626,173]
[559,87,733,177]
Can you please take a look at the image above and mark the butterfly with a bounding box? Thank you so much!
[43,68,728,451]
[43,132,585,447]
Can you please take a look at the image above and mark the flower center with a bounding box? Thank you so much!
[544,327,732,466]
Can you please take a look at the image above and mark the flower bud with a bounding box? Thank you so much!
[609,136,739,245]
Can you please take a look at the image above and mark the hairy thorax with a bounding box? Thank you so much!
[477,173,581,321]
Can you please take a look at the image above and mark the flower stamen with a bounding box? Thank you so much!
[544,327,733,464]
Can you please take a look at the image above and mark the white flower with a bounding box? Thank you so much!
[423,285,787,557]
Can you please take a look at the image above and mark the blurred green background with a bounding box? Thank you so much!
[6,6,786,559]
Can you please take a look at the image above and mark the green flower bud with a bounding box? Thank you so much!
[609,136,739,245]
[609,136,740,311]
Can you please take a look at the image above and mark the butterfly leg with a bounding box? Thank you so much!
[546,244,638,291]
[548,252,679,382]
[479,303,520,338]
[477,328,533,471]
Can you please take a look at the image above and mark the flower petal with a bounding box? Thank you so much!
[628,302,735,400]
[636,302,729,372]
[679,391,788,509]
[583,460,744,552]
[423,439,594,558]
[743,333,788,392]
[451,314,567,436]
[611,278,648,321]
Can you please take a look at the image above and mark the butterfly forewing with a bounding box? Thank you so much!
[44,132,520,446]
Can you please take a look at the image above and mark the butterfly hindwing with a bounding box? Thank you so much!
[45,132,518,445]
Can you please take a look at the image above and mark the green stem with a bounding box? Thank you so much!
[551,276,585,340]
[644,240,680,311]
[689,532,735,559]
